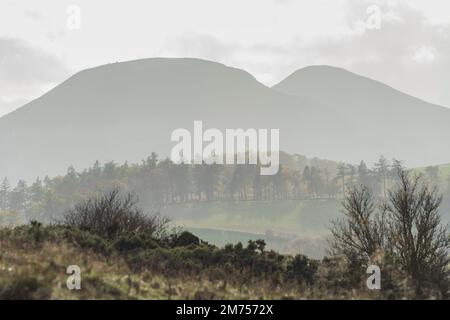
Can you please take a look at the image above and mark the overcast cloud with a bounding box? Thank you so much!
[0,0,449,116]
[0,37,69,115]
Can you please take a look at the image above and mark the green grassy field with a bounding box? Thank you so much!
[186,227,328,258]
[161,199,341,258]
[162,199,341,235]
[437,164,450,177]
[415,163,450,180]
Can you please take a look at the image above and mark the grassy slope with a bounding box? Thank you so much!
[162,199,341,236]
[0,230,290,299]
[436,163,450,180]
[441,164,450,177]
[415,163,450,180]
[161,199,341,258]
[1,226,385,300]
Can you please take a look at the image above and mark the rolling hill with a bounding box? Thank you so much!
[273,65,450,168]
[1,58,450,181]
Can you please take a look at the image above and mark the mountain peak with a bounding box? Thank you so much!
[70,57,265,91]
[273,65,385,93]
[292,65,354,74]
[1,57,267,122]
[272,64,450,115]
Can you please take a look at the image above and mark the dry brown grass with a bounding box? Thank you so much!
[0,236,382,300]
[0,225,444,300]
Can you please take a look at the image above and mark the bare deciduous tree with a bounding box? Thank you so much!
[331,170,450,294]
[63,188,169,240]
[330,185,386,259]
[384,171,449,291]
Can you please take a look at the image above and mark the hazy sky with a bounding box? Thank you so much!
[1,0,450,116]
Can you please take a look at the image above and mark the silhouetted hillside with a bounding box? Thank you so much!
[1,58,450,181]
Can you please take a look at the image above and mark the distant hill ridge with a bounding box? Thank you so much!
[1,57,450,181]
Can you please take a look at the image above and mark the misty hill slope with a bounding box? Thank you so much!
[273,65,450,166]
[0,58,347,181]
[1,58,450,181]
[273,65,450,118]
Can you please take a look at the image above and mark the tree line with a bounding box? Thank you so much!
[0,153,448,223]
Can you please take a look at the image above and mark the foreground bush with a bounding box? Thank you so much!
[331,170,450,298]
[63,188,169,241]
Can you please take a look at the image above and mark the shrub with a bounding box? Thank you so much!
[63,188,169,241]
[286,254,318,284]
[171,231,200,247]
[64,227,112,254]
[114,233,158,252]
[27,220,48,242]
[0,275,52,300]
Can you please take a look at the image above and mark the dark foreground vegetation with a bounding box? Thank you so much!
[0,171,448,299]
